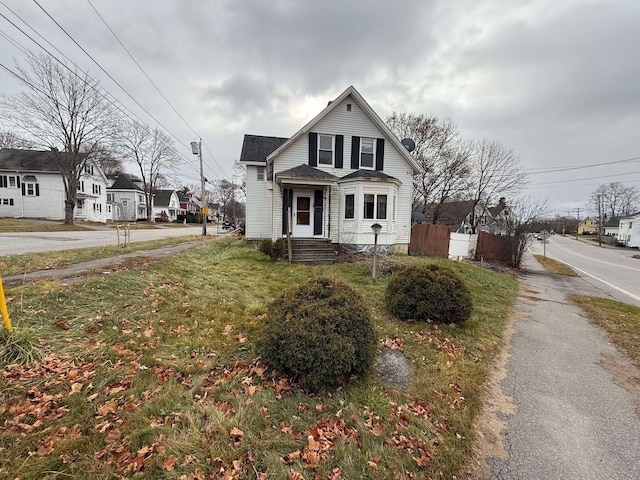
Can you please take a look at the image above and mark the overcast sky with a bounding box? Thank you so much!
[1,0,639,216]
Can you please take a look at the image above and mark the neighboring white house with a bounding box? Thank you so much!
[240,86,420,253]
[618,211,640,248]
[0,148,108,223]
[617,212,640,247]
[152,189,180,222]
[106,174,151,222]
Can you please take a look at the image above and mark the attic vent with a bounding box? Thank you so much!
[346,103,352,112]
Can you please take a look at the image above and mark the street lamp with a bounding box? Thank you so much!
[191,140,207,236]
[371,223,382,279]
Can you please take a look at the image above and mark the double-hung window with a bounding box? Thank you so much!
[257,166,265,181]
[318,135,334,165]
[363,194,387,220]
[344,194,355,219]
[25,183,36,196]
[360,138,375,169]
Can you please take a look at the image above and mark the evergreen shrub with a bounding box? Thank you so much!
[385,264,472,324]
[257,277,376,392]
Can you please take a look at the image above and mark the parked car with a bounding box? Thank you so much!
[222,220,233,230]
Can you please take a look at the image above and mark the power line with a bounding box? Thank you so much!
[526,155,640,175]
[0,4,205,178]
[529,170,640,187]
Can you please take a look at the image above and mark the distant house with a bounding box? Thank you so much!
[177,191,198,217]
[106,174,151,222]
[577,217,598,235]
[0,148,108,223]
[152,189,180,222]
[419,199,506,234]
[603,216,621,237]
[240,85,420,253]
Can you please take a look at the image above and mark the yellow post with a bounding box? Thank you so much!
[0,275,12,335]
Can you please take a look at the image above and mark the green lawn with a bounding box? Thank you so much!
[0,239,518,479]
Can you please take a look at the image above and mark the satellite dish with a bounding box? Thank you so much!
[401,138,416,152]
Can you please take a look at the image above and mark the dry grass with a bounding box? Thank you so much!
[0,239,518,479]
[534,254,578,276]
[569,295,640,368]
[0,236,211,277]
[0,218,89,232]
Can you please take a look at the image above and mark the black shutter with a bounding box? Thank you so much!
[282,188,293,235]
[351,136,360,169]
[0,175,6,188]
[375,138,385,171]
[35,184,40,196]
[21,183,25,196]
[308,132,318,167]
[16,176,20,188]
[313,189,323,235]
[335,135,344,169]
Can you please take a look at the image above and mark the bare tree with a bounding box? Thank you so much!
[233,160,246,197]
[497,196,549,268]
[590,182,639,219]
[115,120,177,219]
[211,179,237,221]
[0,53,117,223]
[91,144,123,176]
[0,130,34,149]
[386,113,470,215]
[464,139,527,233]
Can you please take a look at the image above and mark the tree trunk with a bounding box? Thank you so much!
[64,199,75,225]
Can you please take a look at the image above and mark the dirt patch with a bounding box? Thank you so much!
[520,294,544,302]
[600,353,640,416]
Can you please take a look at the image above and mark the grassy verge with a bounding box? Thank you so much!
[569,295,640,368]
[533,254,577,276]
[0,240,518,479]
[0,218,89,232]
[0,236,212,277]
[632,254,640,260]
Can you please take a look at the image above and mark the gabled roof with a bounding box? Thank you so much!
[176,191,196,203]
[604,217,621,228]
[265,86,421,173]
[275,164,338,181]
[239,135,288,164]
[0,148,65,172]
[107,174,143,191]
[422,200,476,227]
[339,169,399,183]
[154,189,178,207]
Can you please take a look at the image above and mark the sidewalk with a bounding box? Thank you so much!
[2,241,209,286]
[475,252,640,479]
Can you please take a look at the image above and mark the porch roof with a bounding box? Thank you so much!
[275,164,338,185]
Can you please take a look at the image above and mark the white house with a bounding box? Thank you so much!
[0,148,108,223]
[240,86,420,253]
[617,212,640,247]
[152,189,180,222]
[106,174,151,222]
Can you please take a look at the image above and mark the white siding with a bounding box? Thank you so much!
[630,215,640,248]
[245,165,274,239]
[273,94,414,250]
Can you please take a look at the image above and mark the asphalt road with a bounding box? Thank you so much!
[0,225,211,256]
[485,254,640,479]
[529,234,640,307]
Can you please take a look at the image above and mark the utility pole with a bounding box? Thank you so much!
[597,194,602,247]
[575,207,580,240]
[191,140,207,235]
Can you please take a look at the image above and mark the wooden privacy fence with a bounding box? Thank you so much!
[476,231,512,264]
[409,224,451,258]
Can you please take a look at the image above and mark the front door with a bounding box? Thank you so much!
[292,191,313,237]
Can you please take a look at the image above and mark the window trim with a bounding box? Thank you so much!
[363,193,387,220]
[25,183,36,196]
[344,194,355,219]
[257,166,265,181]
[318,134,334,166]
[360,138,376,170]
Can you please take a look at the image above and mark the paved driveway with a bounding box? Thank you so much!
[0,226,209,256]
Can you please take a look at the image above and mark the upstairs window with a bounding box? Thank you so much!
[360,138,375,169]
[1,175,19,188]
[77,181,85,192]
[257,166,265,181]
[92,184,101,195]
[318,135,333,165]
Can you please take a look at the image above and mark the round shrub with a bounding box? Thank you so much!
[258,238,286,261]
[257,277,376,392]
[385,264,472,324]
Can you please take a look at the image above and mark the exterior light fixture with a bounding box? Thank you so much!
[371,223,382,279]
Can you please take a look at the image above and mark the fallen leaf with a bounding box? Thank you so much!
[163,455,178,471]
